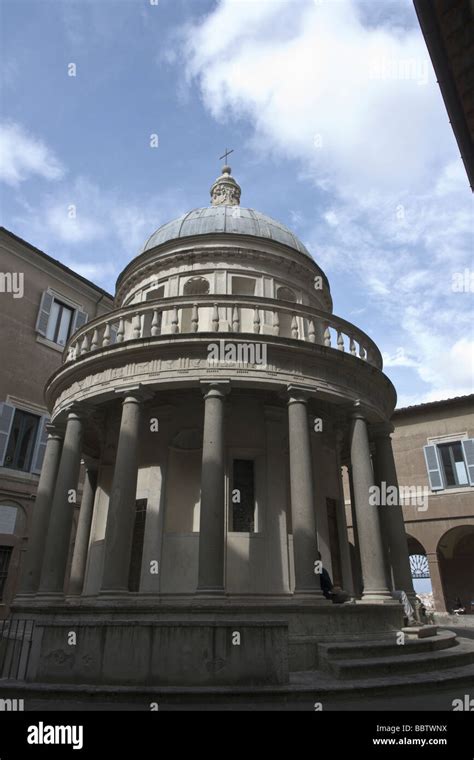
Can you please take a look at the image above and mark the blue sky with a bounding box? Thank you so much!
[0,0,473,407]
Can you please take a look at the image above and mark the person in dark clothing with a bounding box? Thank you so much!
[320,566,334,599]
[316,551,351,603]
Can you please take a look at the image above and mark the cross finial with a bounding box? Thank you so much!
[219,147,234,165]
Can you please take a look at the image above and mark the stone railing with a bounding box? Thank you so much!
[63,295,383,369]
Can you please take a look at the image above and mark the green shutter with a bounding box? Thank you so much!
[461,439,474,486]
[0,402,15,467]
[423,444,443,491]
[35,291,53,336]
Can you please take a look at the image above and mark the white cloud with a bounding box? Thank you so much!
[382,347,420,368]
[184,0,452,196]
[11,174,191,290]
[324,210,339,227]
[0,122,64,186]
[181,0,473,404]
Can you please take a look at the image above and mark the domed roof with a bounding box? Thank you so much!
[142,205,313,259]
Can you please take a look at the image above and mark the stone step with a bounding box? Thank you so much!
[326,640,474,680]
[318,630,456,662]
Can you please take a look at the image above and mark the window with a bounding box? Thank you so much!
[45,300,74,346]
[276,285,296,302]
[0,404,49,474]
[4,409,39,472]
[231,276,256,296]
[0,506,17,535]
[438,442,469,487]
[146,284,165,301]
[423,439,474,491]
[183,277,209,296]
[36,290,88,347]
[0,546,12,600]
[231,459,255,532]
[128,499,148,592]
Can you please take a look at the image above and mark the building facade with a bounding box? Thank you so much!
[0,228,113,617]
[393,396,474,614]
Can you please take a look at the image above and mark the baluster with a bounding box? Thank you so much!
[337,331,344,351]
[191,303,199,333]
[116,318,124,343]
[232,305,240,332]
[133,313,141,339]
[68,343,76,361]
[291,314,299,339]
[273,310,280,336]
[212,303,219,332]
[151,309,161,337]
[91,329,99,351]
[359,344,366,360]
[350,337,356,355]
[171,306,179,334]
[253,308,261,334]
[102,323,111,347]
[308,320,316,343]
[324,326,331,347]
[80,333,90,355]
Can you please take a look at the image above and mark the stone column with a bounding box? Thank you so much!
[348,464,363,596]
[335,430,355,596]
[287,386,323,598]
[18,425,64,596]
[349,408,391,600]
[427,551,446,612]
[68,462,98,596]
[197,381,230,595]
[39,408,85,596]
[373,426,415,601]
[101,389,147,594]
[264,406,290,594]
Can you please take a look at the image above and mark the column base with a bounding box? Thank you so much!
[360,590,395,603]
[34,591,66,603]
[293,589,327,602]
[195,586,225,597]
[12,592,36,604]
[99,588,130,601]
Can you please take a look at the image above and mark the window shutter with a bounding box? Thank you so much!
[423,444,443,491]
[0,403,15,467]
[31,415,50,475]
[72,310,88,334]
[35,291,54,336]
[461,439,474,486]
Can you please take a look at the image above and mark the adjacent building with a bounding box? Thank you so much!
[0,228,113,617]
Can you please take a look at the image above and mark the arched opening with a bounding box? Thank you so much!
[437,525,474,614]
[407,535,433,607]
[181,277,210,332]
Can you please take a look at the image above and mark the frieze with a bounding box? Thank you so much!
[50,345,394,421]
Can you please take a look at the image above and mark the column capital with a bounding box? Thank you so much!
[45,422,65,440]
[115,384,154,403]
[81,455,99,472]
[64,403,93,421]
[370,421,395,439]
[200,379,231,400]
[350,400,368,421]
[286,384,315,405]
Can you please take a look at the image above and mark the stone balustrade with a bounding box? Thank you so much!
[64,295,383,369]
